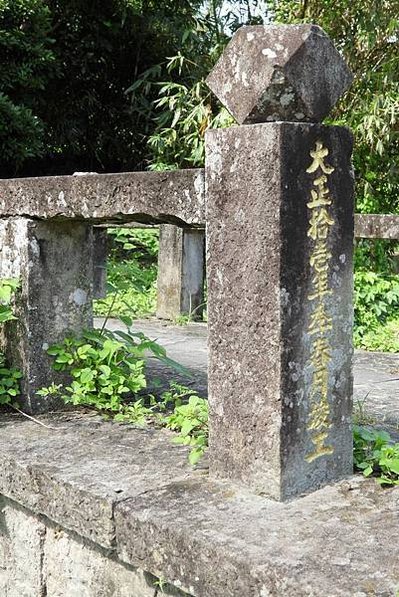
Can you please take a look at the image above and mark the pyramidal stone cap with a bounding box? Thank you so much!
[206,24,353,124]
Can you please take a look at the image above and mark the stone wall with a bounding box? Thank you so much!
[0,414,398,596]
[0,495,191,597]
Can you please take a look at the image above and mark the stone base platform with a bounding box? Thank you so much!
[0,412,398,596]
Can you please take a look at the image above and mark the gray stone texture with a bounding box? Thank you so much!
[0,495,191,597]
[93,227,108,299]
[355,213,399,239]
[0,496,45,597]
[0,218,93,413]
[0,169,205,226]
[206,122,354,499]
[157,225,205,320]
[43,526,165,597]
[116,477,399,597]
[0,413,206,548]
[206,24,352,124]
[0,413,398,597]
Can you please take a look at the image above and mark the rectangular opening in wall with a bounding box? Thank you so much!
[92,223,208,431]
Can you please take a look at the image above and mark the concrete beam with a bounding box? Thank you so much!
[0,169,205,226]
[354,214,399,239]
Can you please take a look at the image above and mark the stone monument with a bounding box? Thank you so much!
[206,24,354,499]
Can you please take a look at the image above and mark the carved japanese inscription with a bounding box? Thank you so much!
[305,141,335,463]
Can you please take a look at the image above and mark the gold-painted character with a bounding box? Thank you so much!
[312,368,329,396]
[309,271,332,301]
[308,398,330,431]
[307,187,332,209]
[306,141,335,175]
[305,431,334,463]
[310,241,332,270]
[310,337,331,370]
[309,303,333,335]
[308,207,335,241]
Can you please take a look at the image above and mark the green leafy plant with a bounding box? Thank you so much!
[357,318,399,353]
[0,278,19,323]
[158,382,208,465]
[94,228,159,319]
[354,271,399,350]
[39,322,172,423]
[41,323,209,463]
[0,353,22,406]
[353,425,399,486]
[0,278,22,406]
[108,227,159,258]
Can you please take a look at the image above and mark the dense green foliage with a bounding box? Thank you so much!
[129,1,261,170]
[0,0,203,176]
[354,271,399,351]
[0,0,54,170]
[94,228,158,319]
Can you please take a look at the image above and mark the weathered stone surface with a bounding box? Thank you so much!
[0,413,206,548]
[355,214,399,239]
[0,169,205,226]
[116,477,399,597]
[0,496,45,597]
[0,495,191,597]
[93,227,108,299]
[206,25,352,124]
[206,122,354,499]
[157,225,205,320]
[43,525,163,597]
[0,218,93,413]
[0,414,398,597]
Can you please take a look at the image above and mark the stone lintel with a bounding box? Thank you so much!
[355,214,399,240]
[206,122,354,500]
[0,169,205,226]
[0,414,397,597]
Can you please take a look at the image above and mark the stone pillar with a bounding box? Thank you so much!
[0,218,93,413]
[93,227,108,299]
[205,24,354,499]
[156,225,205,321]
